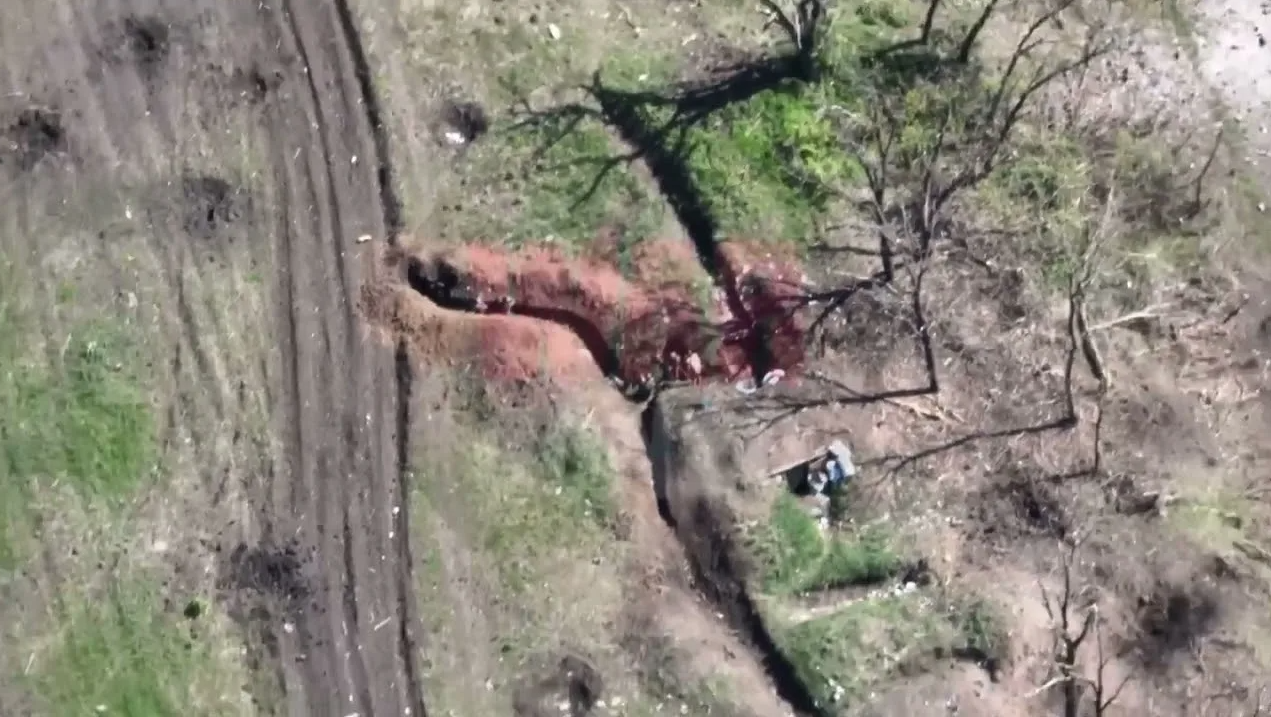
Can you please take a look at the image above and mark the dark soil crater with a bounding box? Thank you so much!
[122,16,172,71]
[1135,580,1221,671]
[221,540,313,607]
[440,100,490,144]
[181,174,249,240]
[970,472,1070,543]
[2,107,67,171]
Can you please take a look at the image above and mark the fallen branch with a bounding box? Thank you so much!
[1089,304,1174,333]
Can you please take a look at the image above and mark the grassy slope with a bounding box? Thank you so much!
[409,399,742,716]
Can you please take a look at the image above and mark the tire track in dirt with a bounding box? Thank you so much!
[256,1,424,714]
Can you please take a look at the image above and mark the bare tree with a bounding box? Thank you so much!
[846,0,1116,271]
[1034,539,1131,717]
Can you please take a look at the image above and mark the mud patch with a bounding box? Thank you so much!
[181,175,248,240]
[512,653,603,717]
[2,107,66,171]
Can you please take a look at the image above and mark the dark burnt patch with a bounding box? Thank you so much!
[1134,580,1221,671]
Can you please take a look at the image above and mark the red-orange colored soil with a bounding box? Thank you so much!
[363,238,809,388]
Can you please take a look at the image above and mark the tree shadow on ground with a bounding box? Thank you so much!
[503,0,1111,483]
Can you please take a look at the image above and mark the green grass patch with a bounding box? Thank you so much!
[442,113,666,250]
[420,421,617,597]
[0,321,154,568]
[31,582,237,717]
[979,129,1092,287]
[410,419,625,715]
[594,0,924,248]
[748,494,902,595]
[779,592,950,711]
[533,424,615,529]
[668,85,865,243]
[989,133,1089,219]
[1168,492,1260,555]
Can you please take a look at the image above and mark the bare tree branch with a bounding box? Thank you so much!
[1038,539,1134,717]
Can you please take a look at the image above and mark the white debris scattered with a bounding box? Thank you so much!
[547,23,561,40]
[283,622,295,634]
[443,130,467,146]
[357,234,372,244]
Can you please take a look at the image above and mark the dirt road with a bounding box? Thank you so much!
[1,1,424,715]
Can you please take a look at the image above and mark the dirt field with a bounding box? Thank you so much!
[1,0,421,714]
[3,0,1271,715]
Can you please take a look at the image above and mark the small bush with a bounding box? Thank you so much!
[950,597,1009,669]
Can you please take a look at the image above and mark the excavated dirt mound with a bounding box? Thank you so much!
[360,279,605,384]
[376,238,810,389]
